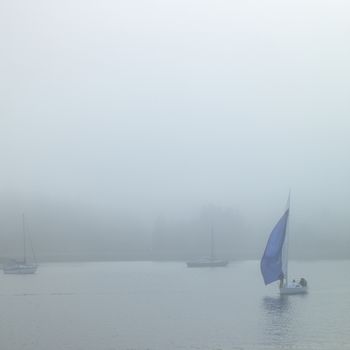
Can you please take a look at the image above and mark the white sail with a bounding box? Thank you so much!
[281,193,290,285]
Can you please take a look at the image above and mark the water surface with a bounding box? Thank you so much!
[1,261,349,350]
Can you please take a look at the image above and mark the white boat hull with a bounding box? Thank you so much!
[280,284,307,295]
[186,259,229,268]
[3,264,38,274]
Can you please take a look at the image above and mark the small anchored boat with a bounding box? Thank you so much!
[186,258,228,268]
[186,227,228,268]
[3,214,38,275]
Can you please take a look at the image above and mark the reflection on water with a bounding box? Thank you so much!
[261,294,309,349]
[262,295,291,313]
[262,295,293,345]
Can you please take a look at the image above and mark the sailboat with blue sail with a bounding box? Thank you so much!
[260,194,307,295]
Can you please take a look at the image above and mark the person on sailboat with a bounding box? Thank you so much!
[280,272,284,288]
[299,278,307,287]
[284,279,297,288]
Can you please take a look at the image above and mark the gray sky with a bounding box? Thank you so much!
[1,0,349,258]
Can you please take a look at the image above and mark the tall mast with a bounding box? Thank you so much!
[22,213,26,264]
[283,191,291,285]
[210,226,214,260]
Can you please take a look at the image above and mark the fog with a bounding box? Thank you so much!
[1,0,350,261]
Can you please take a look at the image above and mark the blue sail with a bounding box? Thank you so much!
[260,209,289,285]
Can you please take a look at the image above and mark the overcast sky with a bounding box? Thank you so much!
[1,0,349,251]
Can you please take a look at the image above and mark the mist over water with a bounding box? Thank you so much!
[1,0,350,349]
[1,0,350,261]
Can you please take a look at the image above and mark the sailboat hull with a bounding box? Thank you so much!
[280,285,307,295]
[3,264,37,274]
[186,259,229,268]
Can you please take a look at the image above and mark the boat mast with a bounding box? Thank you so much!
[284,192,291,285]
[22,213,26,264]
[210,226,214,260]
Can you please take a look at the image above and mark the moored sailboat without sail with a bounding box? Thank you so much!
[3,215,38,274]
[186,227,229,268]
[260,195,307,294]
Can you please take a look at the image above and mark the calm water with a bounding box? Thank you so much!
[1,261,350,350]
